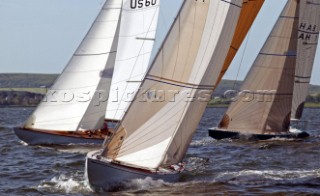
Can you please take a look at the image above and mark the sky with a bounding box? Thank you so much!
[0,0,319,85]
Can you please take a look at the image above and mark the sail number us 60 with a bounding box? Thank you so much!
[130,0,157,9]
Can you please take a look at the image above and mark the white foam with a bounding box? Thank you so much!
[19,141,29,146]
[37,174,93,194]
[119,177,167,191]
[190,138,215,147]
[56,145,101,154]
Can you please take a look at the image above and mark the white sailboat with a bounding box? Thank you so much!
[86,0,243,190]
[209,0,310,140]
[14,0,161,145]
[291,0,320,120]
[14,0,122,145]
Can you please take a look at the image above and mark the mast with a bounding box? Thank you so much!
[291,0,320,120]
[105,0,161,121]
[103,0,243,169]
[217,0,299,135]
[24,0,122,131]
[216,0,265,84]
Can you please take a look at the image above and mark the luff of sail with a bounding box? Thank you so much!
[24,0,122,131]
[103,0,243,169]
[291,0,320,120]
[105,0,161,122]
[216,0,265,84]
[217,0,299,135]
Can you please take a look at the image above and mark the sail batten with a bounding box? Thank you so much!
[104,0,243,169]
[24,0,122,131]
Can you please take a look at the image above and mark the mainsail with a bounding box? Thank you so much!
[217,0,299,134]
[24,0,122,131]
[105,0,161,121]
[291,0,320,120]
[103,0,243,169]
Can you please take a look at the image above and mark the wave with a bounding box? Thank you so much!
[214,169,320,186]
[37,174,93,194]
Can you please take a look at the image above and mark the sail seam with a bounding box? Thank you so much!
[146,76,215,90]
[259,52,296,57]
[220,0,242,8]
[74,51,116,56]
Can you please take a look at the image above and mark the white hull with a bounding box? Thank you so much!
[86,151,181,191]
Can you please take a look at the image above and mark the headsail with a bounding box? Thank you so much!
[105,0,161,121]
[103,0,243,169]
[217,0,299,134]
[24,0,122,131]
[291,0,320,120]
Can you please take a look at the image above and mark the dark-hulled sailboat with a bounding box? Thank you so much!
[209,0,311,140]
[86,0,244,190]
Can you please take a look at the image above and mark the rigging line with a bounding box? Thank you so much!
[111,5,160,121]
[232,27,250,91]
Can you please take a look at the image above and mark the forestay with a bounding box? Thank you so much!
[291,0,320,120]
[216,0,265,84]
[24,0,122,131]
[105,0,161,121]
[103,0,243,169]
[218,0,299,134]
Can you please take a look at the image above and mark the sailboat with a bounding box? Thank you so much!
[209,0,310,140]
[14,0,122,145]
[86,0,244,190]
[14,0,161,145]
[291,0,320,121]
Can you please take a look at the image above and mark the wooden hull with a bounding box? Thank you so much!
[86,151,181,192]
[208,128,310,141]
[14,128,106,145]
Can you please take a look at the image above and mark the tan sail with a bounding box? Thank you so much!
[217,0,299,134]
[291,0,320,120]
[103,0,243,169]
[216,0,265,84]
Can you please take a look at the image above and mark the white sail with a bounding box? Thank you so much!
[104,0,243,169]
[105,0,161,121]
[217,0,299,134]
[24,0,122,131]
[291,0,320,120]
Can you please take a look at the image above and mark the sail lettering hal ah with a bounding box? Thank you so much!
[209,0,310,140]
[14,0,123,145]
[86,0,243,190]
[291,0,320,120]
[105,0,161,123]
